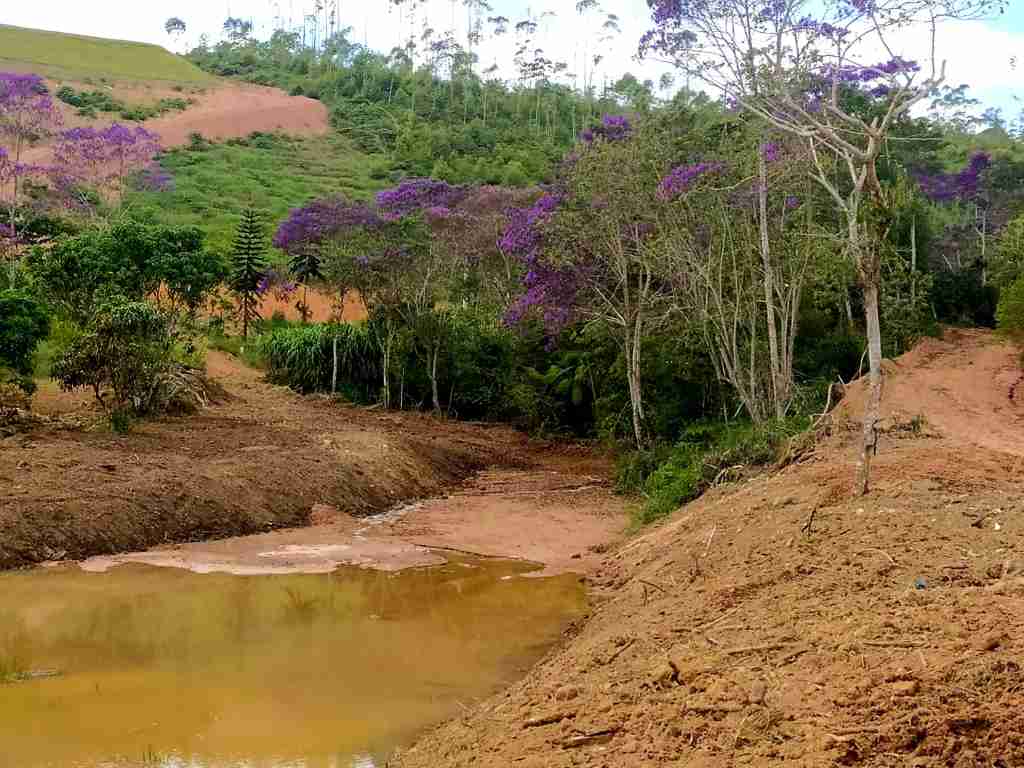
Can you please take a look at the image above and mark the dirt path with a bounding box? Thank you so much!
[2,351,627,573]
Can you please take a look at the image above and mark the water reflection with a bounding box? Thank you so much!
[0,557,584,768]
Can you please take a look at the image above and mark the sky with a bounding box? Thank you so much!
[2,0,1023,117]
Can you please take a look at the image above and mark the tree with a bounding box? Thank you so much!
[0,290,50,394]
[229,207,269,339]
[503,115,670,446]
[51,123,162,207]
[656,132,822,423]
[26,222,220,326]
[52,297,172,421]
[164,17,187,51]
[0,72,62,277]
[642,0,1006,494]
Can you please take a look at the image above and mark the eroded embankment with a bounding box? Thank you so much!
[0,353,529,571]
[393,330,1024,768]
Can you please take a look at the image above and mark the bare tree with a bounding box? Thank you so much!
[642,0,1006,493]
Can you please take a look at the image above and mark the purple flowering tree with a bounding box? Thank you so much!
[642,0,1006,494]
[656,138,821,423]
[52,123,162,208]
[503,116,671,446]
[0,72,62,277]
[274,195,423,408]
[916,151,997,282]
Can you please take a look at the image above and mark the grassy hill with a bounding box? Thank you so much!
[127,132,387,253]
[0,25,213,83]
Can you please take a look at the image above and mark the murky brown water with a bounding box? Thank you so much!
[0,557,585,768]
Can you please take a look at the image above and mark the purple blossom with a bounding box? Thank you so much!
[0,72,62,146]
[498,191,563,257]
[915,152,991,204]
[580,114,632,145]
[273,197,381,254]
[375,178,471,219]
[656,161,725,201]
[255,268,298,299]
[785,195,800,209]
[761,141,780,164]
[52,123,162,194]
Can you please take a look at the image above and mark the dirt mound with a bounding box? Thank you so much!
[393,331,1024,768]
[394,436,1024,767]
[23,79,329,166]
[838,328,1024,456]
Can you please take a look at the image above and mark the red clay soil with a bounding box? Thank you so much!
[23,79,328,166]
[393,329,1024,768]
[143,82,328,146]
[1,351,623,571]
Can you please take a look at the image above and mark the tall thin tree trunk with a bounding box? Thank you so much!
[910,215,917,304]
[757,154,783,419]
[856,280,883,495]
[331,331,339,395]
[382,329,393,408]
[430,340,441,412]
[624,316,646,448]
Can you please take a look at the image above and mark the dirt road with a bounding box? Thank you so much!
[1,351,627,573]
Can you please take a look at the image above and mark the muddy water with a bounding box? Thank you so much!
[0,557,585,768]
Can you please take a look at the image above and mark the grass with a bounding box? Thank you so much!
[617,418,809,527]
[127,132,389,252]
[0,24,213,83]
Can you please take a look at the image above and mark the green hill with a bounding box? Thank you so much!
[0,25,213,83]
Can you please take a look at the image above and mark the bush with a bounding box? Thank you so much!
[0,291,51,379]
[52,298,172,416]
[996,276,1024,336]
[264,322,380,399]
[624,419,807,526]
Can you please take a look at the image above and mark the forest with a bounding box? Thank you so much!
[3,0,1024,523]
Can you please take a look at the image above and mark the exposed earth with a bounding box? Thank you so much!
[393,329,1024,768]
[4,330,1022,768]
[1,350,627,574]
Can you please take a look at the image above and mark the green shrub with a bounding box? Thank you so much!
[52,298,172,417]
[996,276,1024,336]
[263,322,380,399]
[32,318,82,379]
[0,291,51,382]
[626,419,807,526]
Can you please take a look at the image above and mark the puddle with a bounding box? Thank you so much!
[0,556,585,767]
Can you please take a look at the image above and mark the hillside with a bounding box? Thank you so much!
[0,24,213,83]
[394,330,1024,767]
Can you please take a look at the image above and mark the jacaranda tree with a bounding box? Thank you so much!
[641,0,1007,493]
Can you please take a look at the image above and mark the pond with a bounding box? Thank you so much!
[0,556,585,767]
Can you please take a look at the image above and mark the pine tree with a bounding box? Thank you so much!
[230,206,268,339]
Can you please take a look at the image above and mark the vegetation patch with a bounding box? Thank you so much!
[0,24,213,83]
[618,419,808,526]
[56,85,191,121]
[126,132,386,252]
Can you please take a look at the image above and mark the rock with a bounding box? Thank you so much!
[554,685,580,702]
[975,633,1004,652]
[748,680,767,705]
[651,663,677,689]
[892,680,919,696]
